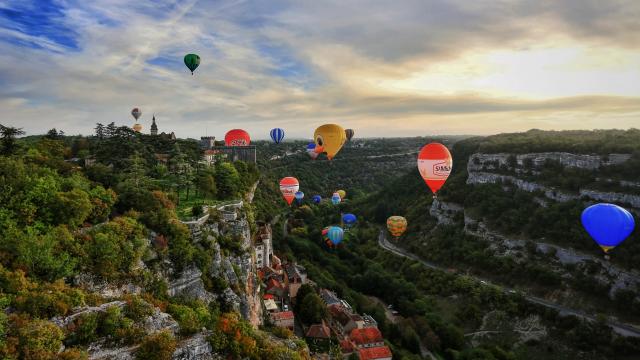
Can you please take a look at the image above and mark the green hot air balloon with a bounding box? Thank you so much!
[184,54,201,75]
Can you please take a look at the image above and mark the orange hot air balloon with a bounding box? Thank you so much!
[132,123,142,132]
[417,143,452,195]
[387,216,407,238]
[279,177,299,206]
[225,129,251,146]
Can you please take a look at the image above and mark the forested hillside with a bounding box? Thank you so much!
[254,130,640,360]
[0,126,308,360]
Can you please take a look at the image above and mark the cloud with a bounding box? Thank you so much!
[0,0,638,138]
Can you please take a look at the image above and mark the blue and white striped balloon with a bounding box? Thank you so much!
[270,128,285,144]
[327,226,344,245]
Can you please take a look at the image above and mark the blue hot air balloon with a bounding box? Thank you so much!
[331,192,341,205]
[270,128,285,144]
[306,142,319,160]
[581,203,635,253]
[327,226,344,246]
[294,191,304,204]
[312,195,322,204]
[342,213,357,228]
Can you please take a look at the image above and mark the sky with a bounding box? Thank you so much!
[0,0,639,139]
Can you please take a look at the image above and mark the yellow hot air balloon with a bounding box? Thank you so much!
[336,190,346,199]
[314,124,346,160]
[387,216,407,239]
[132,123,142,132]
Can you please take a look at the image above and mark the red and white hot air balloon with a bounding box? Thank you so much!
[279,177,299,206]
[417,143,452,196]
[225,129,251,146]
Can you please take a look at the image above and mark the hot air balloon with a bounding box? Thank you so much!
[581,203,635,253]
[331,193,341,205]
[417,143,452,196]
[312,195,322,204]
[314,124,346,160]
[184,53,201,75]
[295,191,304,205]
[345,129,355,141]
[132,123,142,132]
[131,108,141,121]
[279,177,299,206]
[342,213,357,228]
[270,128,285,144]
[327,226,344,246]
[336,190,346,200]
[306,143,319,160]
[387,216,407,239]
[225,129,250,146]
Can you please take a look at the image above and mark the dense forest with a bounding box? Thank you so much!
[0,125,306,359]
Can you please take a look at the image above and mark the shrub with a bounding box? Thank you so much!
[135,330,177,360]
[167,304,200,335]
[17,319,64,360]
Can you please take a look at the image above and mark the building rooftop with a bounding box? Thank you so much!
[271,311,294,321]
[358,346,392,360]
[349,328,383,345]
[320,289,341,306]
[305,322,331,339]
[264,299,278,312]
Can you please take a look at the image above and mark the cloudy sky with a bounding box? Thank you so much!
[0,0,639,139]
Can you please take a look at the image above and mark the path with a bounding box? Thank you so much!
[377,231,640,338]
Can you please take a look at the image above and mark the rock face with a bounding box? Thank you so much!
[52,301,127,328]
[467,152,640,209]
[468,152,631,172]
[168,266,216,304]
[172,332,219,360]
[73,274,142,299]
[430,199,463,225]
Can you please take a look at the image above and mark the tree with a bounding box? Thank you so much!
[298,292,328,325]
[0,124,25,155]
[135,330,177,360]
[196,169,217,199]
[17,319,65,360]
[94,123,105,139]
[215,162,240,199]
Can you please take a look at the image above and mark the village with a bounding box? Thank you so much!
[254,224,393,360]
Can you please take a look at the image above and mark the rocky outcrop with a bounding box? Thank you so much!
[73,274,142,299]
[172,332,219,360]
[430,199,463,225]
[468,152,631,172]
[52,301,127,328]
[168,266,216,304]
[467,171,640,210]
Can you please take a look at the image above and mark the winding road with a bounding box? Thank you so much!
[377,231,640,338]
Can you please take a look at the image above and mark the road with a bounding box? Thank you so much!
[377,231,640,338]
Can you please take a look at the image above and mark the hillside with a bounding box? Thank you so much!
[254,130,640,360]
[0,128,309,360]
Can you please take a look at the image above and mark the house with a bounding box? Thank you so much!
[203,149,218,164]
[265,278,285,299]
[263,298,278,313]
[270,311,294,330]
[212,145,256,164]
[305,321,332,342]
[284,263,307,299]
[357,346,392,360]
[320,289,341,306]
[328,304,361,336]
[155,153,170,165]
[254,224,272,269]
[349,328,385,349]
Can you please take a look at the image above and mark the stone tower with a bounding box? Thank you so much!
[150,115,158,135]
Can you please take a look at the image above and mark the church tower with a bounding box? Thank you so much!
[151,115,158,135]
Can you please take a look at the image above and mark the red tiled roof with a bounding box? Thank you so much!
[204,149,217,155]
[271,311,294,321]
[358,346,392,360]
[306,323,331,339]
[266,278,283,291]
[263,294,274,300]
[349,328,383,345]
